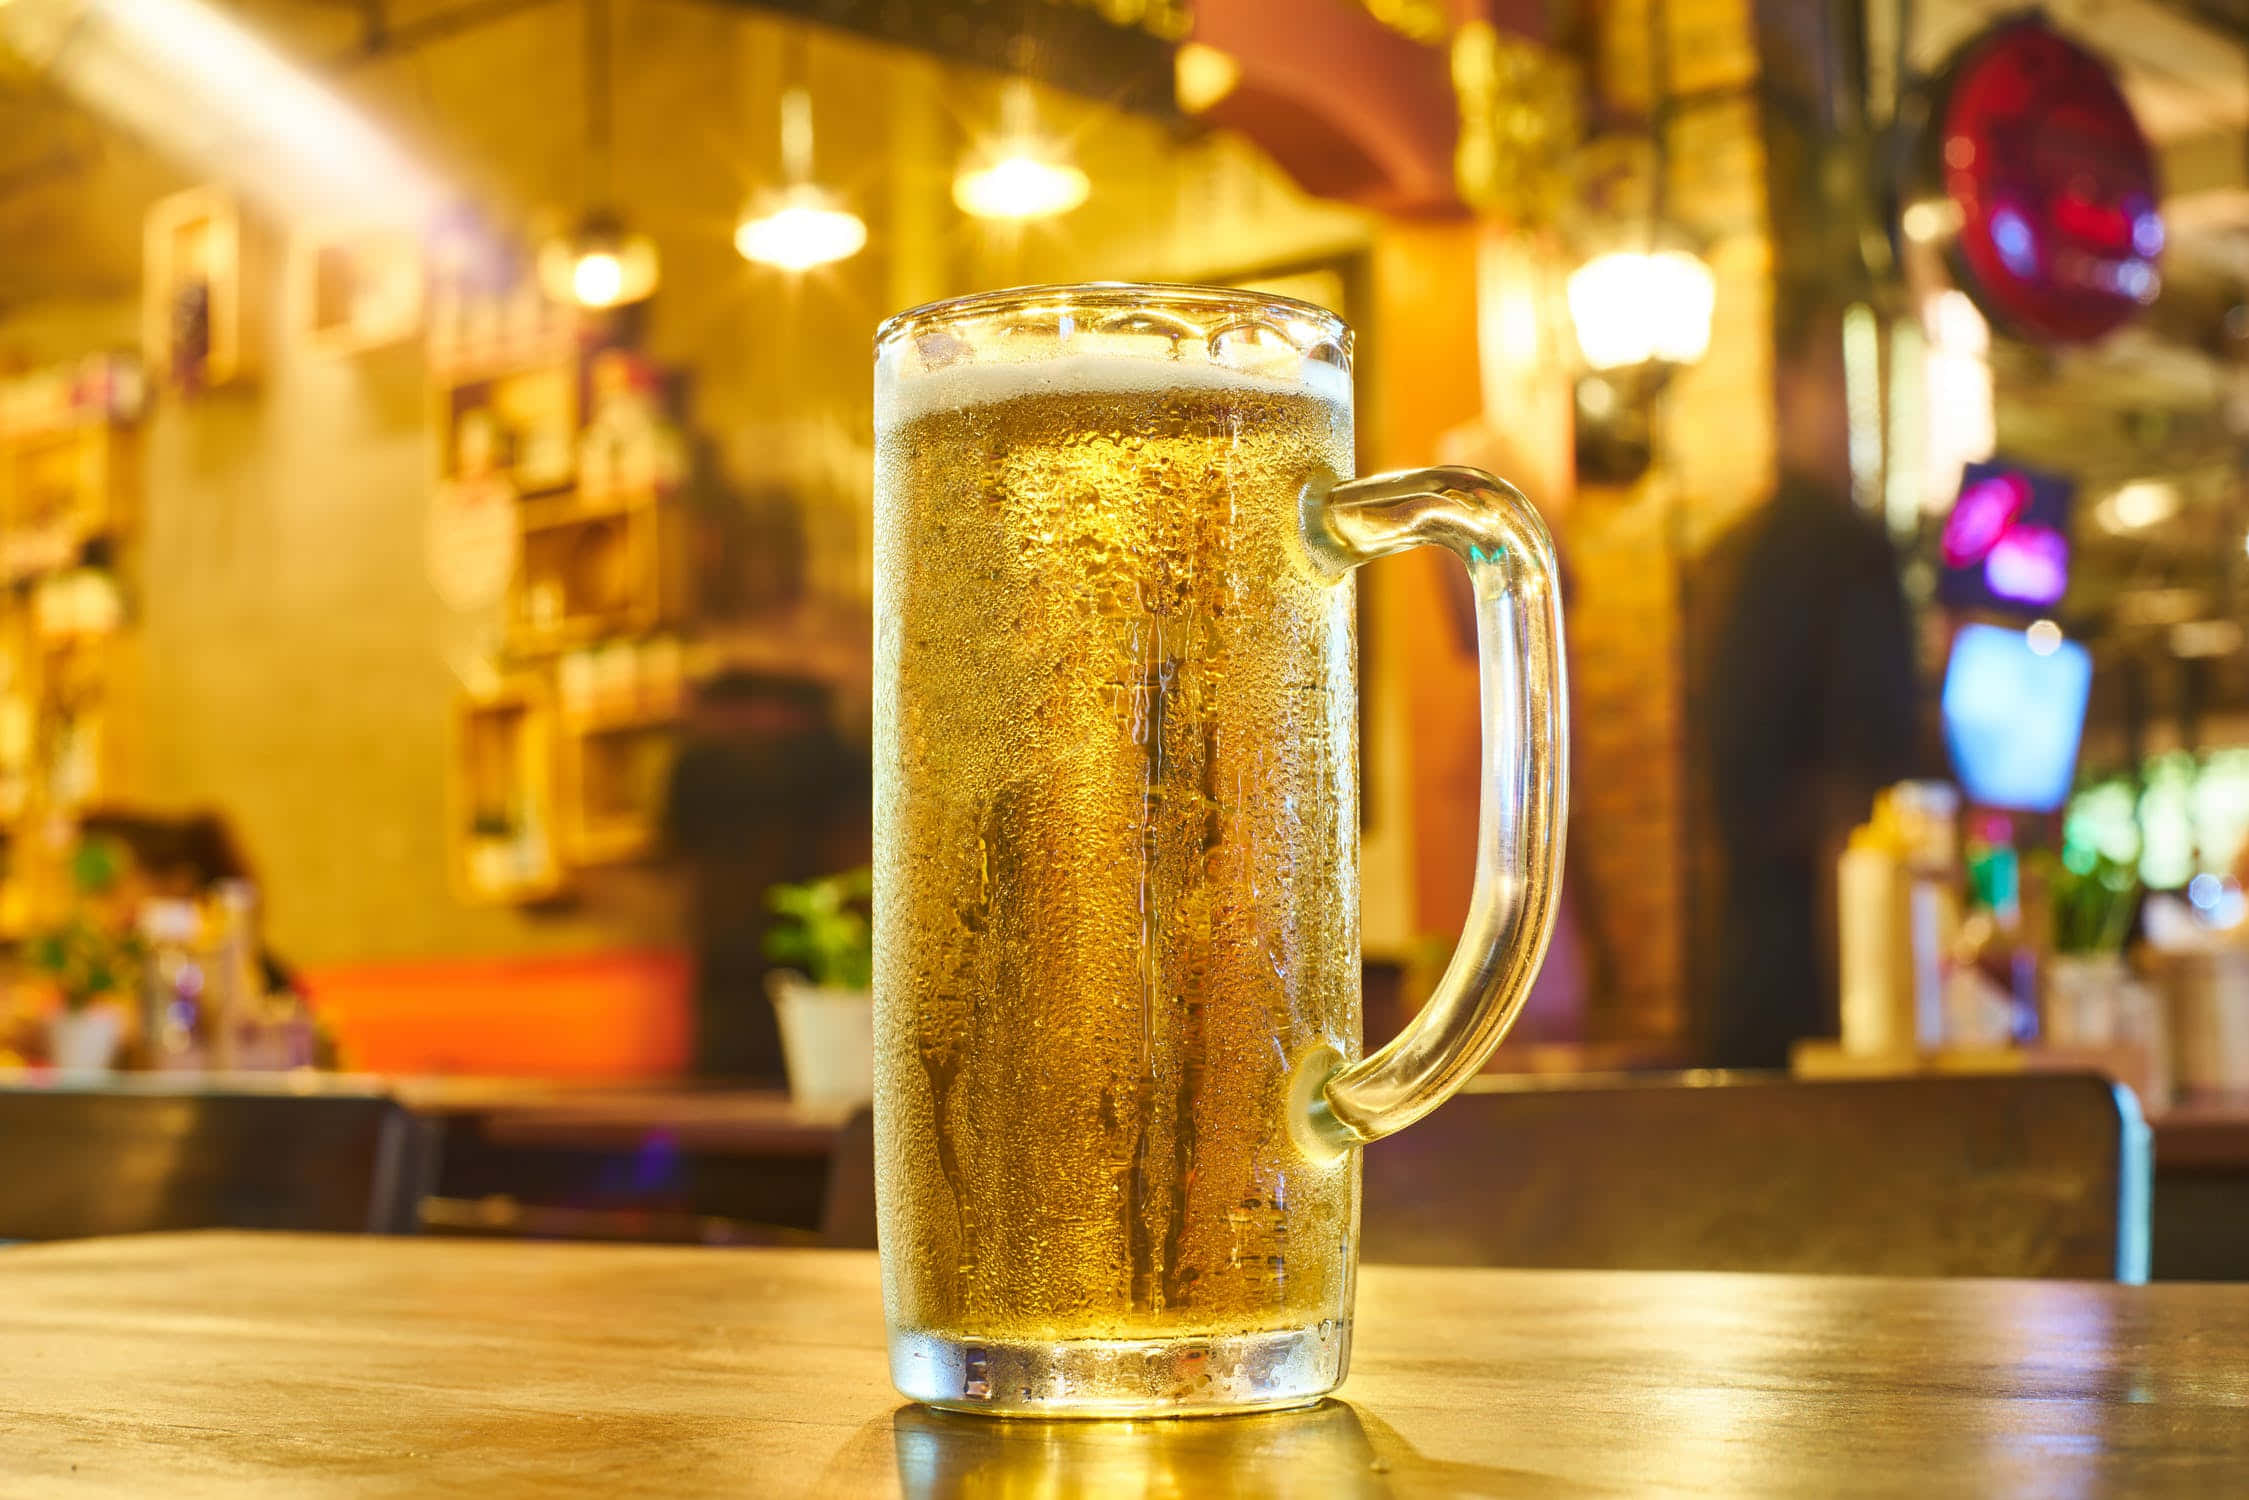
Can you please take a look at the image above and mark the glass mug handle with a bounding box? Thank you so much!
[1298,465,1569,1157]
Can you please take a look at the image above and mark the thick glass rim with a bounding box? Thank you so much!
[874,281,1351,351]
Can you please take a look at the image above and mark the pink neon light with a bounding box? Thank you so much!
[1942,471,2029,568]
[1984,523,2068,606]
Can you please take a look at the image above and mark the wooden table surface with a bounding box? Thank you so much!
[3,1234,2245,1497]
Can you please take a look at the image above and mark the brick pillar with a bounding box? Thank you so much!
[1566,483,1690,1040]
[1554,0,1776,1044]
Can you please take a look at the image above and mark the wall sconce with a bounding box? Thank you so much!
[1566,247,1714,371]
[1565,234,1714,485]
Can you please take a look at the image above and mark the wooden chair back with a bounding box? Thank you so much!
[0,1084,429,1240]
[1361,1072,2151,1280]
[821,1106,878,1249]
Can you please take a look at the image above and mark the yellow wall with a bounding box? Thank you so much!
[0,5,1371,967]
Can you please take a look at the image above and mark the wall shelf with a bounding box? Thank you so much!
[517,487,661,534]
[423,328,702,883]
[0,424,136,581]
[0,348,145,932]
[427,278,577,385]
[556,716,677,867]
[452,677,568,905]
[508,500,683,655]
[438,360,580,499]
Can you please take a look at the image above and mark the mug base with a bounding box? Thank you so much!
[888,1322,1350,1418]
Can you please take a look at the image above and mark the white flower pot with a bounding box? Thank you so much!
[2046,953,2129,1047]
[768,972,874,1111]
[49,1004,123,1074]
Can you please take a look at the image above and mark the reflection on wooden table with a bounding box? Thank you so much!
[3,1232,2246,1497]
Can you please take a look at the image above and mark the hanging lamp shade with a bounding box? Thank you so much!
[736,187,867,271]
[537,208,659,309]
[735,85,866,271]
[954,154,1090,220]
[539,0,656,310]
[953,79,1089,222]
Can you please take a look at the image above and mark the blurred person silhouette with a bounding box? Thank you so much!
[663,670,869,1080]
[1695,299,1921,1067]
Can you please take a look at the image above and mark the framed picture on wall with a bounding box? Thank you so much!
[297,229,426,356]
[143,186,266,392]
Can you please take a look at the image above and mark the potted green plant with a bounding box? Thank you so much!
[30,836,147,1073]
[2043,848,2148,1052]
[762,867,873,1108]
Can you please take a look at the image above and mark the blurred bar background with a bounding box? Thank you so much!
[0,0,2245,1278]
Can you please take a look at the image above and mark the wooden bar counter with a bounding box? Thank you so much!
[2,1232,2244,1496]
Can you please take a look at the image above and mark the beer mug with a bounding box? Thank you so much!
[872,283,1566,1416]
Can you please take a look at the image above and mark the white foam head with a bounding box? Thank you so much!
[877,350,1353,431]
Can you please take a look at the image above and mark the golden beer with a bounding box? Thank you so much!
[876,363,1358,1350]
[873,286,1568,1416]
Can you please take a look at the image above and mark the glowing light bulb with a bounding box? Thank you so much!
[536,217,659,309]
[1565,248,1715,371]
[734,89,864,271]
[1901,200,1959,242]
[571,251,624,308]
[1174,43,1240,114]
[954,78,1089,222]
[2025,619,2063,656]
[954,154,1090,221]
[2103,480,2179,532]
[736,194,868,271]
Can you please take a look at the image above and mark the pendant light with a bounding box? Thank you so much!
[1561,0,1714,482]
[1566,240,1715,371]
[953,78,1089,222]
[735,76,867,272]
[538,0,658,309]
